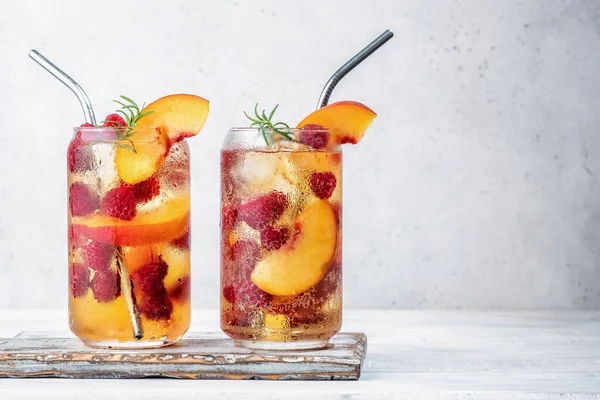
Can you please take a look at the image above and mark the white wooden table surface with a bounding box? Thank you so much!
[0,309,599,399]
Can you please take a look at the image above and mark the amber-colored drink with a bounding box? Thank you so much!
[221,129,342,350]
[68,127,191,348]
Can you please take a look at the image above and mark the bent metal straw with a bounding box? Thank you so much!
[29,49,143,339]
[317,30,394,109]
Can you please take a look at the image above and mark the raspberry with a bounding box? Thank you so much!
[82,241,115,271]
[101,186,137,220]
[103,113,127,127]
[222,284,236,303]
[232,240,261,277]
[171,229,190,249]
[68,130,95,173]
[131,257,172,320]
[224,281,271,308]
[260,225,290,250]
[140,296,173,320]
[125,176,160,203]
[221,204,238,231]
[238,281,272,307]
[338,135,358,145]
[270,261,340,317]
[69,263,90,298]
[69,182,100,217]
[169,276,190,301]
[309,172,337,200]
[238,191,288,230]
[90,270,121,302]
[299,124,329,149]
[131,257,168,291]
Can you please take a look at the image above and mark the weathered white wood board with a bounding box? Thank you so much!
[1,309,600,399]
[0,332,367,380]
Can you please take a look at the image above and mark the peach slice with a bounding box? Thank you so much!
[137,94,210,144]
[115,126,170,185]
[115,94,209,184]
[251,200,337,296]
[120,243,164,274]
[296,101,376,144]
[72,196,190,246]
[162,246,191,293]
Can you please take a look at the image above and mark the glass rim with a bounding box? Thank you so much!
[71,126,176,144]
[228,127,330,133]
[223,127,341,152]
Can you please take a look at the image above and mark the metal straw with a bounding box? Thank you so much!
[317,29,394,109]
[116,248,144,340]
[29,50,144,339]
[28,50,97,125]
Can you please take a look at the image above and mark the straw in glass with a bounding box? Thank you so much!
[29,49,144,339]
[317,30,394,109]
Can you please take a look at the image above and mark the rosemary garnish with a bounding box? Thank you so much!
[111,95,154,153]
[244,103,295,146]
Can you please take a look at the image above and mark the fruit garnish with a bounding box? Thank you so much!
[296,101,376,144]
[238,191,288,230]
[69,263,90,298]
[260,225,290,251]
[101,186,137,221]
[72,196,190,246]
[309,171,337,200]
[251,200,337,296]
[112,95,170,185]
[131,257,173,320]
[90,270,121,302]
[111,96,156,151]
[115,126,170,184]
[113,94,209,184]
[125,176,161,203]
[103,113,127,128]
[69,182,100,217]
[298,124,329,149]
[244,103,295,145]
[135,94,210,144]
[82,241,115,272]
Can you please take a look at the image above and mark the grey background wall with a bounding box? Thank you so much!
[0,0,599,309]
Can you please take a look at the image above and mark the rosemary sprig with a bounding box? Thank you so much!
[109,95,155,153]
[244,103,295,146]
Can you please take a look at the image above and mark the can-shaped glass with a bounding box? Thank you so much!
[221,128,342,350]
[68,126,191,348]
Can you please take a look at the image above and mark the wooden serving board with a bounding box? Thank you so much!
[0,332,367,380]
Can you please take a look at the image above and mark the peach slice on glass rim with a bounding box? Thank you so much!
[137,94,210,144]
[115,94,210,184]
[296,101,376,145]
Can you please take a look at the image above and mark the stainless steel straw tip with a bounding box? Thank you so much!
[317,29,395,109]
